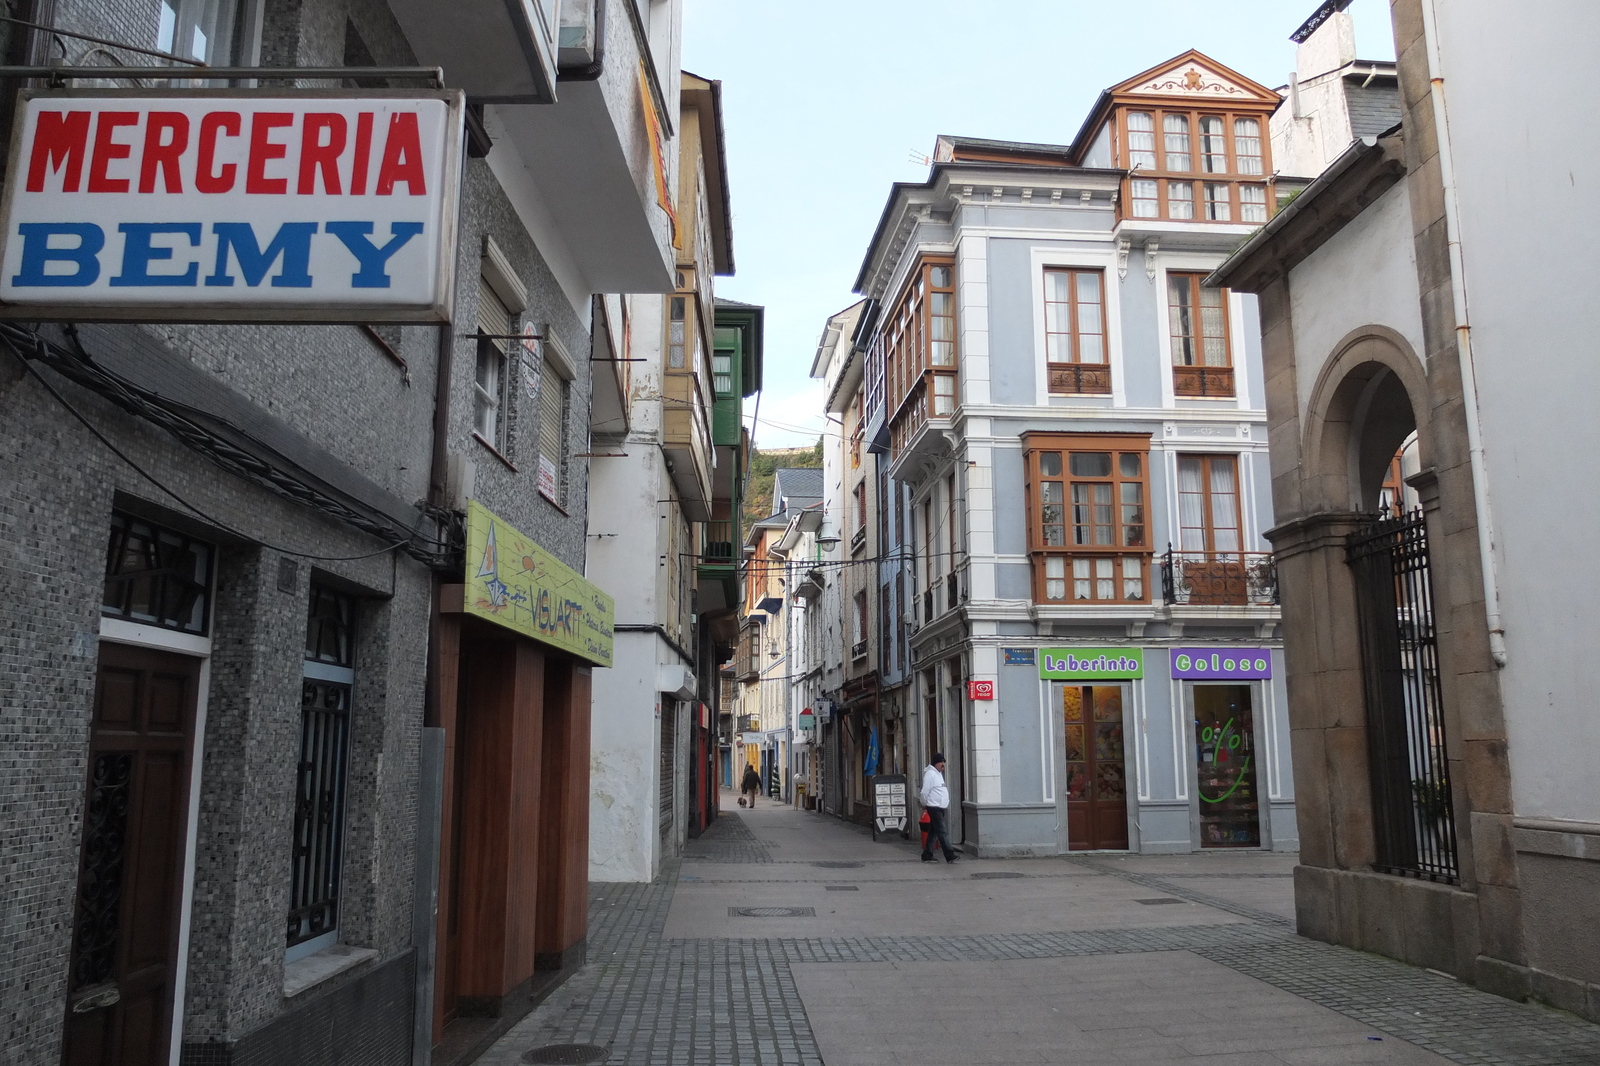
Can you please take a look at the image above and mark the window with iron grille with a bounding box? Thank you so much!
[287,585,355,958]
[102,512,213,635]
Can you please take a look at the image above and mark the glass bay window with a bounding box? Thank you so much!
[1025,435,1151,605]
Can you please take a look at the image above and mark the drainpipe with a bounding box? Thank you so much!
[1419,0,1507,668]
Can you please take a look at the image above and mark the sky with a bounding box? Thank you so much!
[680,0,1396,450]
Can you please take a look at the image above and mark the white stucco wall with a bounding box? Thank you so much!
[1288,180,1426,425]
[1433,0,1600,823]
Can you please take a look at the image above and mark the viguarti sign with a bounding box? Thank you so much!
[463,501,614,667]
[0,89,463,322]
[1038,648,1144,680]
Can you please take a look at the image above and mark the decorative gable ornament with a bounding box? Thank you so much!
[1137,63,1251,99]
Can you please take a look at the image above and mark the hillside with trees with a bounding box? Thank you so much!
[742,440,823,529]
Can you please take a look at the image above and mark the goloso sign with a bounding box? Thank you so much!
[0,90,464,322]
[966,679,995,701]
[1170,648,1273,680]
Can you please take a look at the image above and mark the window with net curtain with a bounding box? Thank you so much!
[1167,274,1231,368]
[1026,439,1150,605]
[1176,455,1242,557]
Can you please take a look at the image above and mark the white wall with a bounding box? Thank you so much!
[1433,0,1600,823]
[1288,180,1426,425]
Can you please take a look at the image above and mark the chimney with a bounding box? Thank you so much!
[1290,1,1358,81]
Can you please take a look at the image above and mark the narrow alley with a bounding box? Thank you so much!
[479,801,1600,1066]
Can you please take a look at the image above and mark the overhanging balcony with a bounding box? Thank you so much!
[664,370,714,521]
[468,1,677,298]
[1161,549,1278,607]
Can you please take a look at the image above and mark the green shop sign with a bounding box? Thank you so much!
[1038,648,1143,680]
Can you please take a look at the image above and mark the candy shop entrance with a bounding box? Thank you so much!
[1193,685,1261,848]
[1060,685,1129,851]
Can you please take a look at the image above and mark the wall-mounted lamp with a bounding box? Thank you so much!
[817,534,841,554]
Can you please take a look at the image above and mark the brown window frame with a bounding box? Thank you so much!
[878,256,958,434]
[1117,105,1275,224]
[1043,267,1110,396]
[1175,453,1245,556]
[1167,273,1235,398]
[1023,433,1152,605]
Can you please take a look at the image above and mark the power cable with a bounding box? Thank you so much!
[2,328,434,564]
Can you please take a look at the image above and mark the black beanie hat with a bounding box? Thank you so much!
[931,753,946,765]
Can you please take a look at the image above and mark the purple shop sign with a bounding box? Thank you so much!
[1170,648,1272,680]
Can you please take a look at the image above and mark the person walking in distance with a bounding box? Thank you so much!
[920,753,958,863]
[740,764,761,809]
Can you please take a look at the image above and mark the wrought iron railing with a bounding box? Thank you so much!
[1160,548,1278,606]
[1347,510,1458,883]
[851,640,868,661]
[1172,365,1235,397]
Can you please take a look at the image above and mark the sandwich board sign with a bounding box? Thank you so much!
[871,774,908,840]
[0,89,464,322]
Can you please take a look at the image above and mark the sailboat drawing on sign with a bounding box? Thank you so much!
[475,519,511,612]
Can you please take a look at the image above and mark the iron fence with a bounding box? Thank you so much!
[1347,510,1459,883]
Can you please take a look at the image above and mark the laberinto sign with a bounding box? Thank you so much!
[0,89,464,322]
[1038,648,1144,680]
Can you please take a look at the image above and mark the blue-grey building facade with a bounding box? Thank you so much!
[854,51,1306,856]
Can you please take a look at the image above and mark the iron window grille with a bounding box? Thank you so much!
[288,586,356,954]
[102,512,214,634]
[1347,510,1459,884]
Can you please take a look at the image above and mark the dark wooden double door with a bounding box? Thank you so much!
[1061,685,1129,851]
[63,643,200,1066]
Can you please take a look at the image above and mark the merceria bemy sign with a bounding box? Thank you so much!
[464,501,615,667]
[0,89,463,322]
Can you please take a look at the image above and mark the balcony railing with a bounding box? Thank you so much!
[700,521,735,565]
[945,571,960,610]
[922,587,935,624]
[1172,366,1235,398]
[851,640,868,661]
[1161,548,1278,606]
[1047,363,1111,395]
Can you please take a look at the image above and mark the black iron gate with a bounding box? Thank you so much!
[1347,510,1459,883]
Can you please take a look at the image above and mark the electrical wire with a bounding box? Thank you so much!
[2,329,431,564]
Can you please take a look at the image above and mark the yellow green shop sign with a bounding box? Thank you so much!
[464,500,614,666]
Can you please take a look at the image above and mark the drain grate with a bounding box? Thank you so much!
[522,1044,608,1065]
[969,871,1025,879]
[1134,897,1188,905]
[729,906,815,917]
[811,861,864,869]
[824,885,860,892]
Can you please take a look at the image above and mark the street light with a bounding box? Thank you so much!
[817,533,841,553]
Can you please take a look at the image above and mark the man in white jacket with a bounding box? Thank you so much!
[919,753,959,863]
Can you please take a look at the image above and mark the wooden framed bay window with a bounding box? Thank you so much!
[1167,273,1233,397]
[1024,433,1152,605]
[1043,268,1109,395]
[879,256,958,454]
[1118,107,1272,225]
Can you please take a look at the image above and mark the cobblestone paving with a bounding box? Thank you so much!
[681,811,775,865]
[480,813,1600,1066]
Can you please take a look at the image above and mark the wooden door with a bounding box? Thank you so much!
[1062,685,1129,851]
[63,643,200,1066]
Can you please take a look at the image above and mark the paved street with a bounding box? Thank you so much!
[481,798,1600,1066]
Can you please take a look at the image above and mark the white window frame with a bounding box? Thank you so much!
[1029,246,1126,408]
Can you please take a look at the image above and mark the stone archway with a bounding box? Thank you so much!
[1302,326,1430,516]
